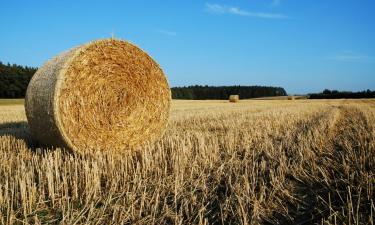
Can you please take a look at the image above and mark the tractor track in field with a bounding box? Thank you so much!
[272,104,374,225]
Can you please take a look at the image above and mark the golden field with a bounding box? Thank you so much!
[0,99,374,224]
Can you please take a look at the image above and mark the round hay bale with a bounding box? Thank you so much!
[287,96,295,100]
[25,39,171,153]
[229,95,239,103]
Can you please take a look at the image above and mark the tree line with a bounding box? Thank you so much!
[3,62,373,100]
[309,89,375,99]
[171,85,287,99]
[0,61,37,98]
[0,62,288,99]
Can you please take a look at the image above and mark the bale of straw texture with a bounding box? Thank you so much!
[25,39,171,153]
[229,95,239,103]
[287,96,295,100]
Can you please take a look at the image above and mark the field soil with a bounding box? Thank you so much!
[0,99,374,224]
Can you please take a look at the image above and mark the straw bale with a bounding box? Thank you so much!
[25,39,171,153]
[229,95,239,103]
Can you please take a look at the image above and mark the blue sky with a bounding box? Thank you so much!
[0,0,374,94]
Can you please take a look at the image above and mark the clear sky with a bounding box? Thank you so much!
[1,0,374,94]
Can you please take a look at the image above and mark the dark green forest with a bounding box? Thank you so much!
[2,62,373,100]
[0,62,37,98]
[309,89,375,99]
[172,85,287,99]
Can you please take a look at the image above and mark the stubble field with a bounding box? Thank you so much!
[0,99,374,224]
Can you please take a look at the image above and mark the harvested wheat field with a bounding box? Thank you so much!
[0,99,374,224]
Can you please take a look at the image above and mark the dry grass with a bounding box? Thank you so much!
[252,96,307,100]
[0,99,374,224]
[0,99,24,106]
[25,39,171,153]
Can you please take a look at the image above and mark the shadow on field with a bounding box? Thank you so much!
[0,121,76,155]
[0,121,37,148]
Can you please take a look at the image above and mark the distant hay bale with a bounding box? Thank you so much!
[25,39,171,153]
[229,95,239,103]
[287,96,295,100]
